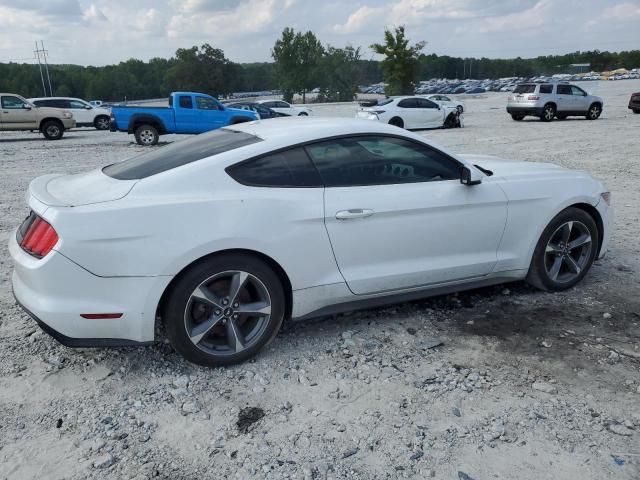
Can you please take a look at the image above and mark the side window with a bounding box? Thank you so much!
[276,101,290,108]
[1,96,28,109]
[305,135,461,187]
[179,96,193,109]
[416,98,438,109]
[32,100,46,107]
[226,147,322,187]
[557,85,571,95]
[262,101,275,108]
[539,84,553,94]
[441,96,451,102]
[570,86,585,96]
[397,98,417,108]
[196,97,219,110]
[68,100,87,109]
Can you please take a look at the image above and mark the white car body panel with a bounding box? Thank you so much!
[424,95,465,113]
[255,100,311,116]
[10,118,612,344]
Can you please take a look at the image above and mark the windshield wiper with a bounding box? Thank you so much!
[474,164,493,176]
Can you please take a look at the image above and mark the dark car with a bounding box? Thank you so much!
[629,92,640,114]
[226,102,281,119]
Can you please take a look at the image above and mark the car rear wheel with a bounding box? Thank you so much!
[389,117,404,128]
[540,104,555,122]
[134,125,159,146]
[526,207,598,291]
[298,112,308,116]
[511,114,525,121]
[41,120,64,140]
[94,115,110,130]
[586,103,602,120]
[164,254,286,367]
[633,109,640,114]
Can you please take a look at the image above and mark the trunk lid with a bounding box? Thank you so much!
[29,169,137,207]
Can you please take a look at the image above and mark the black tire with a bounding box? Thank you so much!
[41,120,64,140]
[556,114,567,120]
[526,207,599,292]
[586,103,602,120]
[298,112,308,116]
[540,104,556,122]
[94,115,110,130]
[511,113,525,121]
[389,117,404,128]
[163,254,286,367]
[134,124,159,146]
[633,109,640,114]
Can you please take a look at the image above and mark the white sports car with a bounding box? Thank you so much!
[424,94,465,114]
[356,96,461,129]
[10,118,612,366]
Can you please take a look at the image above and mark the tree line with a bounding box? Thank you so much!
[0,28,638,102]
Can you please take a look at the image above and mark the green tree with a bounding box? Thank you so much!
[371,26,425,95]
[318,45,362,102]
[272,28,324,103]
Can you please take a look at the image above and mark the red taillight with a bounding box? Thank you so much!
[18,214,58,258]
[527,95,540,100]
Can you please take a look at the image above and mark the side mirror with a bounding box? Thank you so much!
[460,166,482,186]
[85,105,92,109]
[23,104,32,110]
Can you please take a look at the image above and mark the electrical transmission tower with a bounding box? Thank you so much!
[34,41,53,96]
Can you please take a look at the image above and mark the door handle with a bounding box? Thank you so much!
[335,209,374,220]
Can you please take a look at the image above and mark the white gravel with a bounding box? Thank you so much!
[1,80,639,480]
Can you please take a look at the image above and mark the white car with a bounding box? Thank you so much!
[255,99,312,116]
[357,96,461,129]
[10,118,612,367]
[424,94,465,114]
[29,97,111,130]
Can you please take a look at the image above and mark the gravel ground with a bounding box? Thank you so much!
[1,80,639,480]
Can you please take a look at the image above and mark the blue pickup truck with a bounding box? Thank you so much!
[109,92,258,145]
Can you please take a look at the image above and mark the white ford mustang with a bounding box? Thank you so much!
[10,117,612,366]
[356,96,461,129]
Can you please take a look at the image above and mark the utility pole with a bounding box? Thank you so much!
[34,41,47,96]
[33,41,53,96]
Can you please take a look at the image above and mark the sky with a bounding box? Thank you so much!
[0,0,639,66]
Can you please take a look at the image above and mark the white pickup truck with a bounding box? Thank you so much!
[0,93,75,140]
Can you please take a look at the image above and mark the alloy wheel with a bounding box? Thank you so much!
[139,129,155,144]
[588,105,601,119]
[96,118,109,129]
[183,270,272,356]
[543,106,555,121]
[544,221,592,283]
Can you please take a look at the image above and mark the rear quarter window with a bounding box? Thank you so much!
[539,84,553,94]
[103,129,262,180]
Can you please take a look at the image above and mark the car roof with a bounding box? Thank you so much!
[225,117,435,151]
[28,97,83,101]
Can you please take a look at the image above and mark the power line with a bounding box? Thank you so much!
[33,40,53,96]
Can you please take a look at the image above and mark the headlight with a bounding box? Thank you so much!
[600,192,611,205]
[62,111,73,119]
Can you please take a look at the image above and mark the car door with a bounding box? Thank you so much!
[1,95,38,129]
[306,135,508,295]
[570,85,590,111]
[194,96,225,132]
[68,99,91,124]
[555,84,573,112]
[416,98,444,127]
[396,98,419,128]
[174,95,197,132]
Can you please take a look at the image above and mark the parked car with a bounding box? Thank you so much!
[30,97,111,130]
[254,100,312,116]
[507,83,603,122]
[356,96,461,129]
[226,101,282,119]
[423,94,465,113]
[0,93,75,140]
[109,92,257,145]
[10,117,612,366]
[629,92,640,113]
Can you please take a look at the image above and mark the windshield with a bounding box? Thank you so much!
[103,129,262,180]
[376,98,394,106]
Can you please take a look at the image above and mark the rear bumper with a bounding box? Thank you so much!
[9,231,170,345]
[506,105,543,116]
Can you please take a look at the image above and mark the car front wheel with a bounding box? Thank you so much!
[94,115,110,130]
[41,120,64,140]
[526,207,599,291]
[164,254,286,367]
[586,103,602,120]
[134,125,159,146]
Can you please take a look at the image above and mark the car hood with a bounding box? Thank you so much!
[458,154,569,178]
[227,106,258,119]
[29,169,137,207]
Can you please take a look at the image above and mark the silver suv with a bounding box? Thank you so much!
[507,83,603,122]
